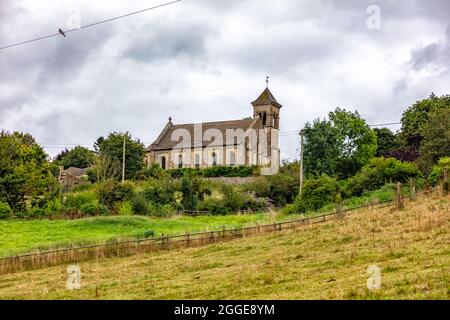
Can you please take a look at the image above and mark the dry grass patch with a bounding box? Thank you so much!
[0,194,448,300]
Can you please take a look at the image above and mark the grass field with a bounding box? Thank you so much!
[0,211,291,258]
[0,194,448,300]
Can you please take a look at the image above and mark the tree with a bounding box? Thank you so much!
[180,176,197,211]
[0,131,59,211]
[55,146,95,169]
[417,108,450,173]
[400,93,450,148]
[373,128,399,157]
[304,108,377,178]
[95,132,146,180]
[88,154,122,183]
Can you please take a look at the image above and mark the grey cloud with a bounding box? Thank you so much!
[123,22,216,65]
[410,26,450,71]
[1,0,450,160]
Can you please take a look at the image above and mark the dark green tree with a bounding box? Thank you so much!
[55,146,95,169]
[0,131,59,211]
[304,108,377,178]
[95,132,146,180]
[180,176,197,211]
[373,128,399,157]
[418,108,450,173]
[400,93,450,148]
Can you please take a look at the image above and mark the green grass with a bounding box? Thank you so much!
[0,212,295,258]
[0,194,447,300]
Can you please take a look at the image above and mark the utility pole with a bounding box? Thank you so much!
[299,129,304,199]
[122,133,126,184]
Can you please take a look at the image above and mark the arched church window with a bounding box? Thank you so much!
[178,155,183,169]
[161,156,166,170]
[195,154,201,169]
[212,152,217,167]
[230,151,236,166]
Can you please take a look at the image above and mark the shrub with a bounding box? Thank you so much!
[118,201,132,215]
[167,166,257,178]
[139,164,165,179]
[292,175,339,213]
[131,194,149,216]
[80,203,98,216]
[64,191,97,210]
[197,198,230,215]
[71,183,95,193]
[96,179,135,210]
[143,177,178,206]
[26,206,45,219]
[147,203,174,217]
[245,173,298,206]
[344,157,419,197]
[0,202,12,219]
[43,198,63,217]
[428,157,450,186]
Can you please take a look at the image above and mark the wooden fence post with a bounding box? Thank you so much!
[409,177,416,201]
[396,182,404,210]
[443,167,449,196]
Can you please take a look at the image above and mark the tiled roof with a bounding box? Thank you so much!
[251,88,282,108]
[148,118,264,151]
[63,167,89,177]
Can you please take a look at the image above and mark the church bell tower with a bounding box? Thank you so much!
[251,77,282,174]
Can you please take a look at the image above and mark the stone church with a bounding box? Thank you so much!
[146,85,282,175]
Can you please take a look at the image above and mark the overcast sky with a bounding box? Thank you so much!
[0,0,449,160]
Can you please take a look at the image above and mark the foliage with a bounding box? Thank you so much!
[344,157,419,197]
[400,93,450,148]
[196,197,229,215]
[374,128,399,157]
[96,180,135,210]
[139,164,165,179]
[88,154,121,183]
[180,176,197,211]
[427,157,450,186]
[167,166,257,178]
[131,194,149,216]
[304,108,377,178]
[95,132,146,180]
[245,173,298,206]
[288,175,339,213]
[143,177,179,207]
[0,131,59,212]
[417,108,450,174]
[383,145,419,163]
[64,191,97,211]
[54,146,95,169]
[180,176,211,211]
[0,202,12,220]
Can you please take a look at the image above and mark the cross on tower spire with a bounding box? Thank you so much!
[266,76,269,88]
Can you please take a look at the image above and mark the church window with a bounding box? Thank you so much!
[230,151,236,166]
[262,112,267,126]
[212,152,217,167]
[195,154,201,168]
[161,156,166,170]
[178,155,183,169]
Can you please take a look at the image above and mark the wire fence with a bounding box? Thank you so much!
[0,188,442,275]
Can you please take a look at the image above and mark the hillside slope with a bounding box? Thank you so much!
[0,194,448,300]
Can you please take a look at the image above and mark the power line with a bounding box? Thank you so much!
[368,122,401,127]
[0,0,183,51]
[279,122,402,137]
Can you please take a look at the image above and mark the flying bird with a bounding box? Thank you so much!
[58,28,66,37]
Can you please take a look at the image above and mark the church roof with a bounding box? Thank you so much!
[251,88,282,108]
[148,118,264,151]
